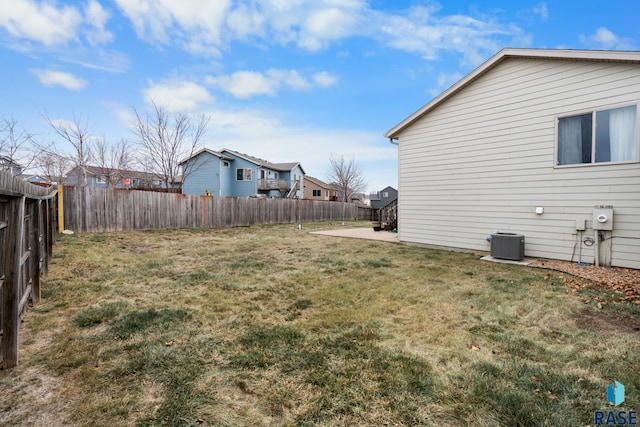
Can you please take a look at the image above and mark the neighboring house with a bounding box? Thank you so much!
[180,148,305,198]
[385,48,640,269]
[370,186,398,209]
[303,176,338,201]
[0,156,23,176]
[350,193,365,205]
[65,166,166,189]
[23,174,54,188]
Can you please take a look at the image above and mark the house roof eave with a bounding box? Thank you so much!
[384,47,640,140]
[178,148,233,165]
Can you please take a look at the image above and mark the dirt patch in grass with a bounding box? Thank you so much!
[572,307,640,337]
[0,367,67,426]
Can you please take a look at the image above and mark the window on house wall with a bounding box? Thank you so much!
[557,104,638,165]
[382,191,389,197]
[236,168,252,181]
[96,175,106,184]
[223,161,229,168]
[313,189,321,197]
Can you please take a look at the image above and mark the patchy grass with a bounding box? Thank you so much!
[1,221,639,426]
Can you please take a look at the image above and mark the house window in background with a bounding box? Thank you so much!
[223,161,230,168]
[557,105,638,165]
[313,189,321,197]
[236,168,252,181]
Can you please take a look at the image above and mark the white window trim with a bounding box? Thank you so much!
[236,168,252,181]
[554,102,640,168]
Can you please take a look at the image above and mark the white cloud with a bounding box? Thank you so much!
[32,69,87,90]
[143,80,214,111]
[113,0,523,66]
[84,0,114,45]
[268,69,311,91]
[313,71,339,87]
[207,69,338,99]
[531,3,548,21]
[580,27,635,50]
[0,0,115,47]
[114,0,230,55]
[0,0,82,45]
[114,0,367,53]
[376,6,517,66]
[298,6,361,51]
[208,71,278,98]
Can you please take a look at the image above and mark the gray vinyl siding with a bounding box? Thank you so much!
[396,58,640,269]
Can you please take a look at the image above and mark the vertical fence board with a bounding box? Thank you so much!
[2,197,24,368]
[1,170,57,369]
[61,186,371,233]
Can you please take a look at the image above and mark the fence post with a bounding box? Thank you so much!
[2,196,25,369]
[31,200,42,304]
[57,184,64,233]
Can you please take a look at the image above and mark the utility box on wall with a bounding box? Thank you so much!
[491,233,525,261]
[593,208,614,231]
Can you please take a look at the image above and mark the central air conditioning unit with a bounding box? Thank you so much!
[490,233,525,261]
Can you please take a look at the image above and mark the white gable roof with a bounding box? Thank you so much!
[385,48,640,140]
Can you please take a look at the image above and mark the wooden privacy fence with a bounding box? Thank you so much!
[63,186,372,233]
[1,170,57,369]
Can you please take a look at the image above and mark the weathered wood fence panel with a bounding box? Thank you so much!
[63,186,371,233]
[0,170,57,369]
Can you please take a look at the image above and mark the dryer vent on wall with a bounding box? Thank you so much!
[491,233,525,261]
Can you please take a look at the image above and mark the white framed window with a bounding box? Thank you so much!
[223,161,230,168]
[96,175,106,184]
[236,168,252,181]
[557,104,638,166]
[313,189,321,197]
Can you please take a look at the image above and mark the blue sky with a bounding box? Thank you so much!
[1,0,638,193]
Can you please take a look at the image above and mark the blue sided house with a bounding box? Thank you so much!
[180,148,305,198]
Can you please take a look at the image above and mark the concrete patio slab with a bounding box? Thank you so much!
[310,228,399,243]
[480,255,535,266]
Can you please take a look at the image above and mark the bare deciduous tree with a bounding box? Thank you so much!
[94,137,133,187]
[37,151,70,184]
[131,101,209,189]
[326,153,367,202]
[46,115,93,187]
[0,117,38,172]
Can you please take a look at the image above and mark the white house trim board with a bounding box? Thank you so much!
[388,48,640,269]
